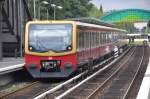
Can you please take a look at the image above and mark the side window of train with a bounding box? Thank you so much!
[112,32,114,42]
[91,32,93,48]
[102,33,104,44]
[82,32,85,49]
[87,32,89,49]
[92,32,94,47]
[109,32,111,42]
[89,32,91,48]
[96,32,99,47]
[94,32,96,47]
[82,32,84,49]
[93,32,95,47]
[106,33,108,43]
[85,32,87,49]
[100,33,103,44]
[99,32,101,45]
[84,32,86,49]
[77,32,79,50]
[79,32,82,50]
[104,33,106,44]
[88,32,90,48]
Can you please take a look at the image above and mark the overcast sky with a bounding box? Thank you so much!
[91,0,150,11]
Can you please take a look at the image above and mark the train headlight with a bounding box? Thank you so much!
[29,46,33,51]
[66,45,72,50]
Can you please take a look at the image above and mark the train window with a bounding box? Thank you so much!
[79,32,82,50]
[88,32,90,48]
[81,32,84,49]
[106,33,108,43]
[105,33,107,44]
[96,32,99,46]
[109,32,112,43]
[100,33,103,44]
[89,32,91,48]
[82,32,84,49]
[84,32,86,48]
[77,32,79,50]
[92,32,94,47]
[99,33,101,45]
[103,33,106,44]
[102,33,105,44]
[105,33,107,43]
[91,32,93,47]
[112,32,114,41]
[94,32,96,47]
[100,33,102,44]
[83,32,86,49]
[28,24,72,52]
[86,32,89,48]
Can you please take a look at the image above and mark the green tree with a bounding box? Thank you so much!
[28,0,94,20]
[89,4,104,18]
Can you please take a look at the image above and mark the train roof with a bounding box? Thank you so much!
[65,17,126,32]
[75,21,126,32]
[27,18,127,32]
[65,17,116,28]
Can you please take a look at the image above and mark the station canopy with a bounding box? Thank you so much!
[100,9,150,23]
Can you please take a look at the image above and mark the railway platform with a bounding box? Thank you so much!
[136,43,150,99]
[0,58,24,75]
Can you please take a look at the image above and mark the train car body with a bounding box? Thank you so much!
[25,20,127,78]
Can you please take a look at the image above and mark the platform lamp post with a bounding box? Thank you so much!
[51,4,63,20]
[39,1,49,20]
[33,0,37,19]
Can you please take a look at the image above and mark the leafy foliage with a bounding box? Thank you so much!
[89,5,104,18]
[28,0,97,20]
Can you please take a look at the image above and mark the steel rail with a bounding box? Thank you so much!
[122,46,144,99]
[0,81,39,98]
[86,47,136,99]
[55,47,133,99]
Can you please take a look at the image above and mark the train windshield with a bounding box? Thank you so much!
[28,24,72,52]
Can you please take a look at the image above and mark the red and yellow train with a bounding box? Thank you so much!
[25,20,127,78]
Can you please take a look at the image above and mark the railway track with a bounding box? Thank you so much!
[125,46,149,99]
[33,46,132,99]
[97,46,145,99]
[0,81,54,99]
[52,45,149,99]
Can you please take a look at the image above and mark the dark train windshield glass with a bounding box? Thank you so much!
[28,24,72,52]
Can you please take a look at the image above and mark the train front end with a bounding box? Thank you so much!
[25,21,77,78]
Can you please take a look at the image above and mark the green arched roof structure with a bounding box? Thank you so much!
[100,9,150,23]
